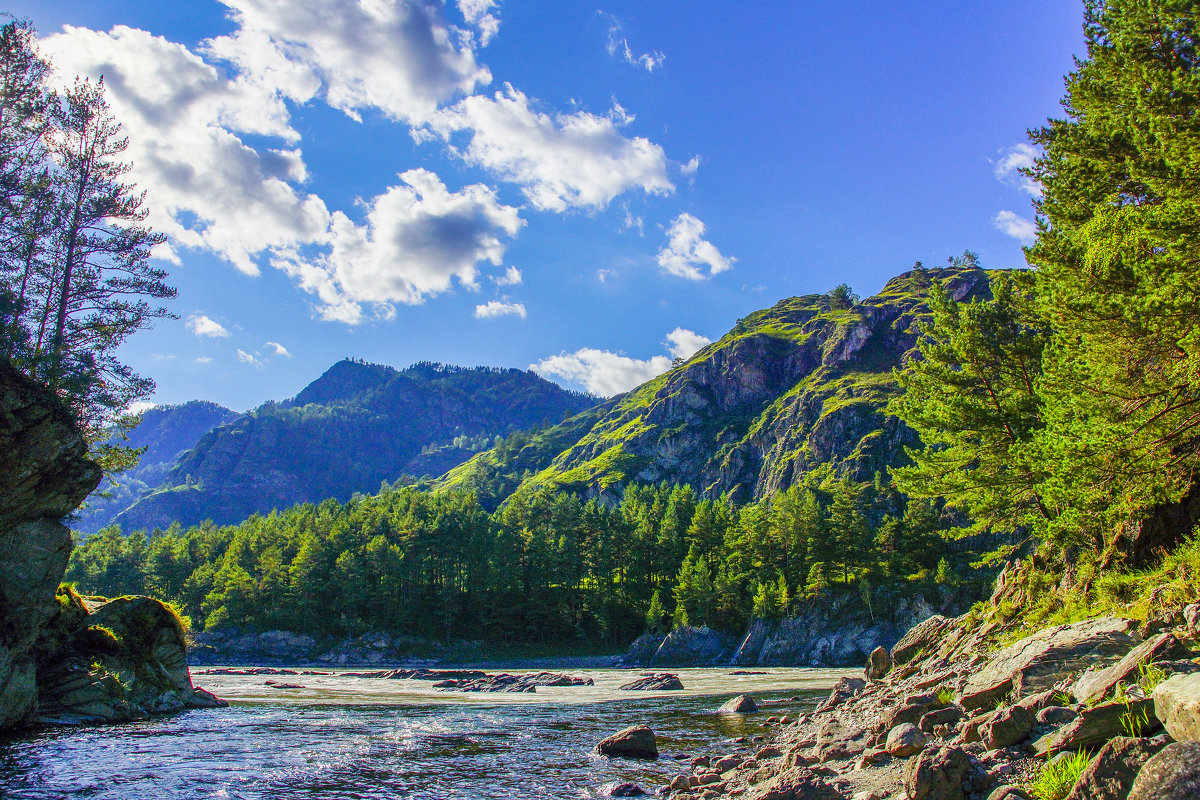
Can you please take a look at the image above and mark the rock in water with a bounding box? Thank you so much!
[866,645,892,679]
[1127,741,1200,800]
[1152,672,1200,742]
[619,673,684,691]
[595,725,658,759]
[720,694,759,713]
[1064,734,1170,800]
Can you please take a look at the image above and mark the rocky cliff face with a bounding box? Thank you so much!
[0,361,101,727]
[441,266,991,503]
[0,362,224,729]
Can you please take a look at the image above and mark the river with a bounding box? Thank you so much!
[0,667,851,799]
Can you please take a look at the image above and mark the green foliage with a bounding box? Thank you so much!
[935,686,956,705]
[1119,705,1151,738]
[1029,750,1091,800]
[1138,659,1167,694]
[645,590,667,634]
[890,266,1050,535]
[1027,0,1200,547]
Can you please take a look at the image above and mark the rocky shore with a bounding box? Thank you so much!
[609,570,1200,800]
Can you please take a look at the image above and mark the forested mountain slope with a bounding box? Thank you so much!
[110,361,595,531]
[440,265,992,506]
[74,401,240,534]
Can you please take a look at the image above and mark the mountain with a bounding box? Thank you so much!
[438,265,992,505]
[110,361,596,531]
[74,400,240,533]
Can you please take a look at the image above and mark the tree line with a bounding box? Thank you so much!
[0,20,173,468]
[65,476,976,645]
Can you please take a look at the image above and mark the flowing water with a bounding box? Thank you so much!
[0,666,851,799]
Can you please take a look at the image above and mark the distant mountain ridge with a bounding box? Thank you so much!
[438,265,993,505]
[105,360,596,532]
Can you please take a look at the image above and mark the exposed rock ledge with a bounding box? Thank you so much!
[1,361,224,730]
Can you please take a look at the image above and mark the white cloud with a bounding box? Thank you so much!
[603,14,665,72]
[492,265,522,286]
[474,300,526,319]
[656,213,733,280]
[993,210,1037,245]
[41,25,331,274]
[532,348,672,397]
[425,85,673,212]
[664,327,711,360]
[237,348,265,367]
[275,168,523,322]
[456,0,500,46]
[214,0,490,123]
[195,356,214,364]
[265,340,291,357]
[597,268,617,283]
[681,155,701,175]
[127,400,158,414]
[993,143,1041,197]
[187,313,231,338]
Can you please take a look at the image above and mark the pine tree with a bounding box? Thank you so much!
[1027,0,1200,545]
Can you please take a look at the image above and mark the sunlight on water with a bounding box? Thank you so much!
[0,667,850,800]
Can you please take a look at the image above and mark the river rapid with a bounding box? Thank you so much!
[0,666,851,800]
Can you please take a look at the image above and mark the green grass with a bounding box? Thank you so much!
[935,686,957,705]
[1138,659,1168,694]
[1029,750,1091,800]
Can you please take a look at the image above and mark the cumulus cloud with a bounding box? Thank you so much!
[532,326,709,396]
[265,340,291,356]
[237,348,265,367]
[188,313,231,338]
[274,169,523,323]
[456,0,500,46]
[656,213,733,280]
[664,327,711,360]
[214,0,490,123]
[532,348,672,397]
[994,143,1041,197]
[41,25,331,274]
[425,85,673,212]
[492,265,522,286]
[993,210,1038,245]
[474,300,526,319]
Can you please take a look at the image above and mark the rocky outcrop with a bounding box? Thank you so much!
[649,626,728,667]
[1064,735,1170,800]
[0,361,224,730]
[0,362,100,729]
[1072,632,1191,706]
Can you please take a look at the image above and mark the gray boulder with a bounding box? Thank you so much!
[1152,672,1200,741]
[903,745,972,800]
[650,625,724,667]
[1072,632,1191,706]
[866,645,892,679]
[719,694,758,713]
[959,617,1137,711]
[1063,734,1170,800]
[1127,741,1200,800]
[886,722,927,757]
[595,725,658,759]
[984,704,1035,749]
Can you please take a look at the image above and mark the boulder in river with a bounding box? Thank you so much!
[619,673,684,691]
[719,694,758,713]
[595,725,658,759]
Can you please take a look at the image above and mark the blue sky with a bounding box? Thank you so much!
[15,1,1082,410]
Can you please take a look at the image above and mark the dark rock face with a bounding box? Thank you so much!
[1064,735,1170,800]
[0,362,101,729]
[649,625,726,667]
[595,725,658,759]
[1127,741,1200,800]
